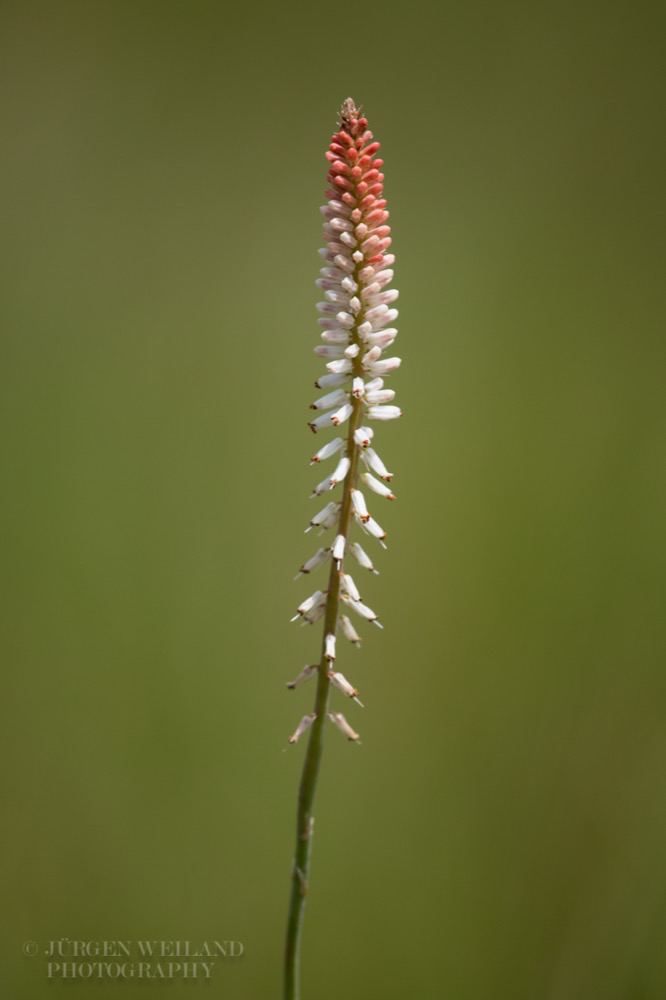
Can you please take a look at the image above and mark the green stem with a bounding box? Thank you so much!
[283,266,366,1000]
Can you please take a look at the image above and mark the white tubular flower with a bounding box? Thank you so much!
[361,346,382,368]
[310,388,350,410]
[360,472,396,501]
[351,377,365,398]
[349,541,379,574]
[364,388,395,405]
[327,711,361,743]
[307,402,353,433]
[288,713,317,744]
[314,372,348,389]
[365,358,401,377]
[286,665,317,690]
[341,594,383,628]
[360,282,381,301]
[325,358,353,375]
[294,546,331,579]
[365,329,397,350]
[331,402,354,426]
[291,590,327,622]
[340,572,361,602]
[310,437,345,464]
[328,671,364,706]
[311,454,350,496]
[320,329,351,345]
[366,404,402,420]
[302,601,326,625]
[353,426,374,448]
[332,534,346,564]
[364,304,390,327]
[360,446,393,481]
[351,489,369,522]
[308,410,337,434]
[289,99,402,759]
[336,310,355,327]
[316,508,340,534]
[314,344,346,358]
[328,455,351,487]
[311,472,336,497]
[339,614,362,646]
[362,516,387,547]
[305,500,340,532]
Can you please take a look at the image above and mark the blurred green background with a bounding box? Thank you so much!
[1,1,664,997]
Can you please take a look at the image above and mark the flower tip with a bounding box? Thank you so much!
[339,97,361,130]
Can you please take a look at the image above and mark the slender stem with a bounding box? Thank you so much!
[284,264,366,1000]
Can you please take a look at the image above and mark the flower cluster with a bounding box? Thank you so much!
[287,98,401,747]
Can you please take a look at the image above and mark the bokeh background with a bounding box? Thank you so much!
[1,1,664,998]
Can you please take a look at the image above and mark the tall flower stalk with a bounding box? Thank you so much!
[283,98,401,1000]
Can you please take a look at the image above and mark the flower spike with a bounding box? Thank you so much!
[285,98,403,997]
[290,97,399,730]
